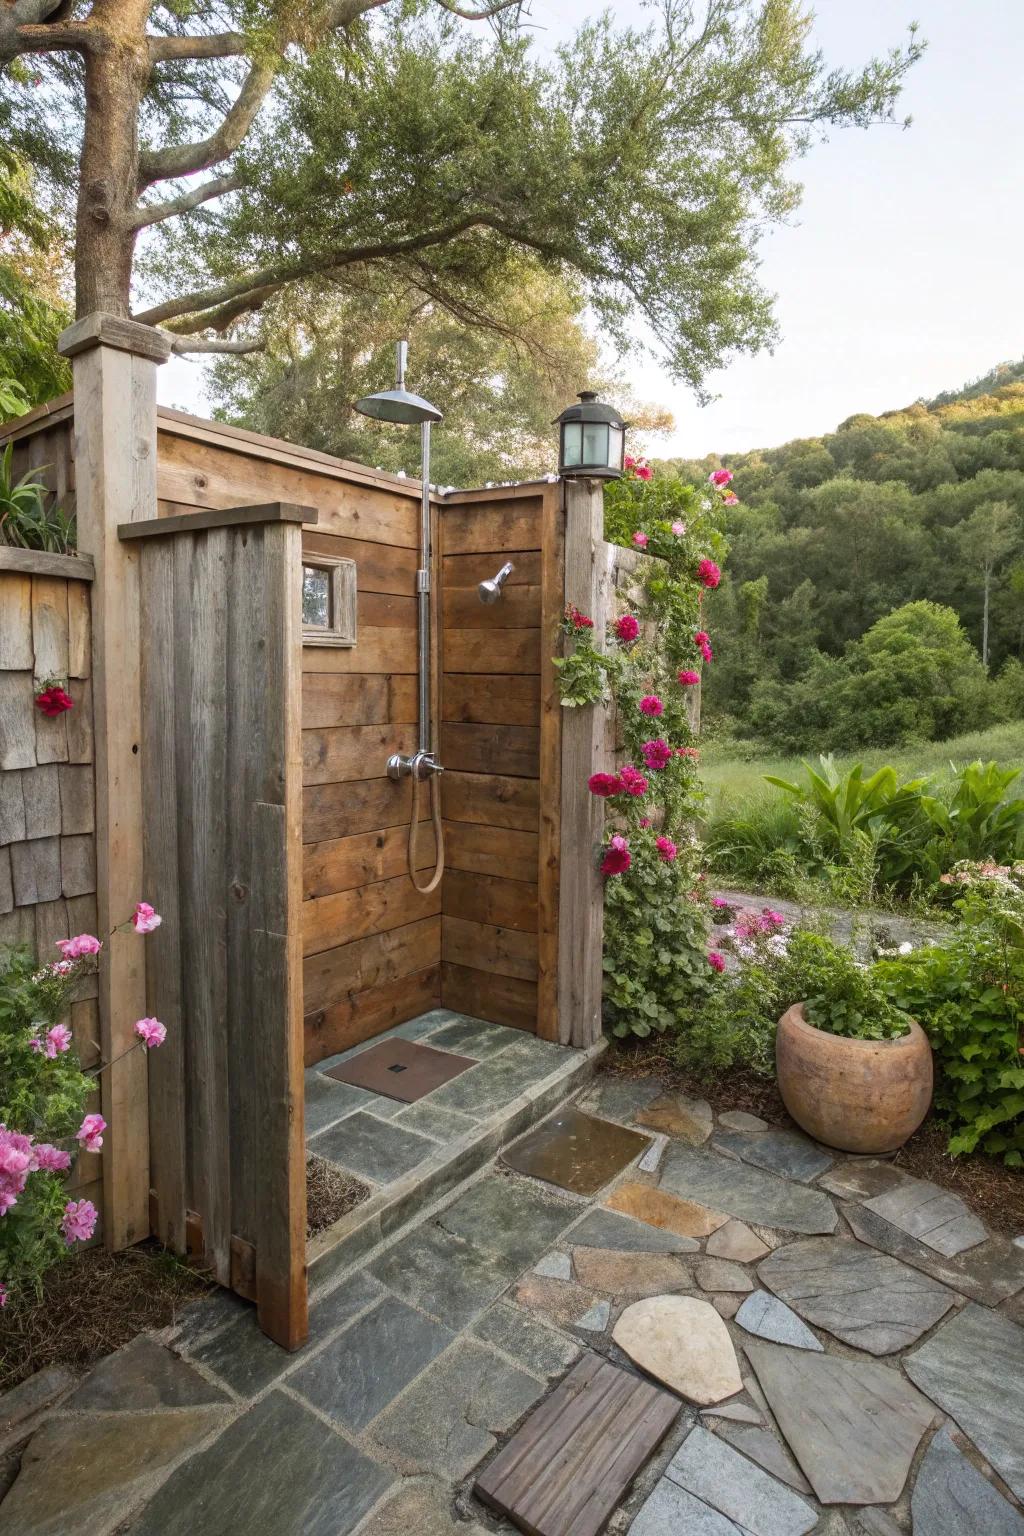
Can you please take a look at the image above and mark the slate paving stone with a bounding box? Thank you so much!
[394,1101,479,1141]
[359,1476,489,1536]
[659,1145,838,1235]
[849,1511,903,1536]
[303,1071,375,1138]
[167,1287,250,1352]
[718,1111,769,1131]
[187,1269,383,1396]
[427,1043,559,1117]
[534,1250,572,1279]
[428,1018,518,1058]
[0,1365,75,1439]
[578,1299,612,1330]
[67,1335,229,1411]
[703,1402,766,1426]
[370,1222,517,1329]
[512,1274,610,1331]
[606,1180,729,1238]
[816,1160,912,1202]
[369,1339,544,1478]
[666,1425,817,1536]
[580,1075,666,1125]
[572,1246,692,1297]
[639,1133,669,1172]
[757,1237,955,1355]
[0,1407,230,1536]
[637,1094,714,1145]
[863,1180,987,1258]
[472,1302,581,1378]
[695,1258,754,1294]
[744,1341,938,1505]
[712,1128,833,1184]
[711,1424,813,1496]
[911,1425,1024,1536]
[735,1291,823,1352]
[129,1390,392,1536]
[630,1476,746,1536]
[845,1201,1024,1306]
[566,1206,700,1254]
[309,1111,438,1183]
[904,1302,1024,1502]
[713,1294,743,1320]
[436,1172,579,1270]
[288,1295,454,1430]
[707,1220,769,1263]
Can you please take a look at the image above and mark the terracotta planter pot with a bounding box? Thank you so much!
[776,1002,933,1155]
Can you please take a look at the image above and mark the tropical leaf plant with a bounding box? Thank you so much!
[764,755,928,852]
[0,444,75,554]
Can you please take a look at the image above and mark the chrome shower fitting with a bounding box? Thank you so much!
[478,561,514,604]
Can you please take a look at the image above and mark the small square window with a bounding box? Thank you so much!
[301,555,356,647]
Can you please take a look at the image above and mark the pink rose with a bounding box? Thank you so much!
[722,493,739,506]
[0,1283,6,1308]
[76,1114,106,1154]
[619,765,649,797]
[656,837,677,862]
[671,520,686,536]
[634,465,652,482]
[61,1199,98,1245]
[641,739,673,771]
[639,695,663,717]
[632,531,648,549]
[134,1017,167,1049]
[678,670,700,686]
[697,559,721,589]
[132,902,162,934]
[34,1143,71,1172]
[708,469,733,487]
[57,933,102,960]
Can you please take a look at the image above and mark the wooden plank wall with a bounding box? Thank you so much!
[0,541,101,1236]
[439,484,562,1034]
[138,514,307,1348]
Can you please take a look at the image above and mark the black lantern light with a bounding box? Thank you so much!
[554,391,627,479]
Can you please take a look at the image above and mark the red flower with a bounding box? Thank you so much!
[564,603,594,631]
[656,837,677,863]
[678,670,700,687]
[708,951,727,973]
[34,686,73,717]
[697,559,721,589]
[588,772,623,798]
[634,465,653,481]
[615,614,640,643]
[600,835,632,877]
[639,695,664,717]
[641,738,673,771]
[619,765,649,797]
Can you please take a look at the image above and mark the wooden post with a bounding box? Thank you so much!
[557,478,610,1048]
[58,313,171,1250]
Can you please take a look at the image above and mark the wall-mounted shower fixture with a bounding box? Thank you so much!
[355,343,445,894]
[478,561,514,605]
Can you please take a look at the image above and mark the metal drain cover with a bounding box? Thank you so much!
[324,1038,476,1103]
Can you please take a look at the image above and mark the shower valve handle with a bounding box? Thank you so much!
[386,749,444,782]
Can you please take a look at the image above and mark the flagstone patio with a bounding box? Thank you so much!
[2,1061,1023,1536]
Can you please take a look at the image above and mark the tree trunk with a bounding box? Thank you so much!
[982,560,991,671]
[75,27,150,318]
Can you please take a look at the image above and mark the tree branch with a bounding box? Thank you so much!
[148,31,248,63]
[435,0,522,17]
[169,336,264,354]
[133,172,240,230]
[137,57,276,186]
[0,15,92,59]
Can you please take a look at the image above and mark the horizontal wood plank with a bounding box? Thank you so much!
[303,916,440,1014]
[303,873,441,956]
[301,626,417,675]
[304,965,441,1066]
[303,822,437,899]
[302,673,418,729]
[441,962,537,1032]
[0,548,94,582]
[441,771,539,831]
[442,585,541,630]
[359,591,417,629]
[441,501,541,554]
[444,629,540,675]
[442,551,541,587]
[303,533,419,596]
[302,777,423,842]
[443,821,539,883]
[442,869,538,933]
[440,722,540,778]
[119,502,315,540]
[302,723,417,787]
[441,915,537,982]
[442,673,540,727]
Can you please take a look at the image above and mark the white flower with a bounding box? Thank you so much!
[898,941,913,955]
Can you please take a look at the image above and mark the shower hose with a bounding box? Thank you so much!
[408,767,445,895]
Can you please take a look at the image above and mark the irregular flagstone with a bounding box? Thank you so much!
[581,1075,666,1125]
[577,1300,611,1331]
[513,1273,609,1331]
[863,1179,987,1258]
[571,1246,691,1297]
[911,1425,1024,1536]
[719,1111,769,1131]
[817,1160,912,1202]
[637,1094,714,1145]
[850,1512,902,1536]
[666,1425,817,1535]
[695,1258,754,1294]
[630,1476,745,1536]
[638,1133,669,1173]
[713,1295,743,1320]
[757,1237,955,1355]
[703,1401,765,1426]
[744,1341,937,1505]
[713,1128,833,1184]
[0,1406,230,1536]
[659,1145,838,1236]
[0,1366,75,1444]
[707,1220,769,1263]
[605,1180,729,1238]
[612,1296,742,1406]
[845,1202,1024,1307]
[533,1250,572,1280]
[370,1223,516,1329]
[67,1335,229,1411]
[710,1424,813,1496]
[567,1205,700,1254]
[904,1303,1024,1502]
[735,1291,823,1352]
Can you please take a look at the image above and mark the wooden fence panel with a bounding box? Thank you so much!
[134,507,308,1349]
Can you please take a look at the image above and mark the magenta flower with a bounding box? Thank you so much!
[632,531,648,549]
[76,1114,106,1154]
[671,520,686,536]
[639,695,664,717]
[708,951,727,973]
[35,685,74,718]
[132,901,162,934]
[134,1017,167,1049]
[0,1126,35,1215]
[641,739,673,771]
[615,614,640,643]
[619,765,649,797]
[61,1199,98,1245]
[34,1143,71,1173]
[0,1283,6,1308]
[656,837,678,863]
[588,772,623,798]
[678,670,700,687]
[634,465,653,482]
[41,1024,72,1059]
[639,817,652,829]
[708,469,733,487]
[712,896,731,909]
[56,933,102,961]
[600,835,632,877]
[697,559,721,589]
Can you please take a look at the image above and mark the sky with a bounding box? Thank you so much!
[158,0,1024,459]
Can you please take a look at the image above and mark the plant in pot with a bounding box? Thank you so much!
[774,932,933,1154]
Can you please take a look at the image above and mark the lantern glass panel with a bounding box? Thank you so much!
[561,421,584,467]
[582,422,609,465]
[607,426,623,470]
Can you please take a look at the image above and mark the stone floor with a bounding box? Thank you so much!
[3,1066,1024,1536]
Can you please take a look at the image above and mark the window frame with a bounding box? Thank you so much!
[301,554,357,648]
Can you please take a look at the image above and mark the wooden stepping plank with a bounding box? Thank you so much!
[475,1351,679,1536]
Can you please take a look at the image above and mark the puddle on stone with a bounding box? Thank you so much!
[502,1108,651,1195]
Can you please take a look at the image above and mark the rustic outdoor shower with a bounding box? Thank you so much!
[0,316,627,1347]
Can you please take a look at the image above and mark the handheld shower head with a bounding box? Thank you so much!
[478,561,514,605]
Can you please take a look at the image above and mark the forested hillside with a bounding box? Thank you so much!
[672,361,1024,750]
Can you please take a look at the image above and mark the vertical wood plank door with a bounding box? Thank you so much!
[139,516,308,1350]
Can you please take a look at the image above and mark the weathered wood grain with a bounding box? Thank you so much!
[440,721,540,778]
[441,770,539,831]
[302,722,417,787]
[442,869,538,933]
[0,846,12,915]
[304,964,441,1066]
[66,582,91,678]
[0,548,92,582]
[536,480,563,1043]
[10,836,61,905]
[0,673,37,770]
[0,575,32,669]
[30,576,70,684]
[303,776,421,843]
[441,915,538,983]
[301,672,418,731]
[303,532,418,595]
[60,834,96,897]
[64,680,94,763]
[441,500,542,554]
[442,673,540,727]
[303,823,437,900]
[443,821,539,884]
[441,962,538,1032]
[444,628,540,675]
[358,591,417,629]
[301,626,417,675]
[442,551,541,588]
[0,772,26,846]
[442,584,541,630]
[57,763,94,834]
[21,764,61,839]
[303,915,440,1015]
[303,873,442,957]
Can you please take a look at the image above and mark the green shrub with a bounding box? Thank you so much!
[876,863,1024,1165]
[790,931,911,1040]
[0,444,76,554]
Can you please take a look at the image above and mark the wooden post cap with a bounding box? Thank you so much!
[58,313,174,364]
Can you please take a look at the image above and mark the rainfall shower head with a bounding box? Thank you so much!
[478,561,514,604]
[354,340,443,426]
